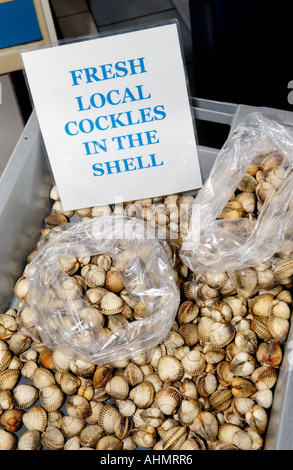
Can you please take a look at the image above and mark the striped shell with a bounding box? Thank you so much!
[154,386,182,415]
[250,293,274,317]
[79,424,103,447]
[129,381,155,409]
[162,425,188,450]
[39,385,64,412]
[22,406,48,432]
[210,322,235,348]
[157,355,184,382]
[99,292,124,315]
[41,427,65,450]
[18,430,42,450]
[0,369,20,390]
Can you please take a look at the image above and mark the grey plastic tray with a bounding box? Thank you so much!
[1,101,293,449]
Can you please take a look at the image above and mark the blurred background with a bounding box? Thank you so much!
[1,0,293,176]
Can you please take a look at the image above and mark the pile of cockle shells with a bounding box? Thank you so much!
[0,148,292,450]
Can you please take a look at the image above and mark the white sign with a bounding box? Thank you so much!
[22,22,202,211]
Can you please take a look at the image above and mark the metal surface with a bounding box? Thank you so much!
[0,109,53,310]
[2,101,293,449]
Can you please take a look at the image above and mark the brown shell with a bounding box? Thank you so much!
[162,425,188,450]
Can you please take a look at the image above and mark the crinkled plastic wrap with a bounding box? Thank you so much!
[26,216,180,365]
[180,112,293,281]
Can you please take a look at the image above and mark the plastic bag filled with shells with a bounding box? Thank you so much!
[180,112,293,280]
[24,216,180,365]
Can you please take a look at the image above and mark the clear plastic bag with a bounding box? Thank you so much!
[26,216,180,365]
[180,112,293,295]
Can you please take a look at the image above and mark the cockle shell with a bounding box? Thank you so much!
[18,430,42,450]
[0,390,14,411]
[235,330,258,354]
[197,373,218,397]
[39,384,64,412]
[229,352,256,377]
[181,350,206,376]
[13,277,30,302]
[232,397,254,420]
[140,408,164,428]
[0,314,18,340]
[267,316,289,343]
[85,266,106,288]
[0,369,20,390]
[33,367,56,389]
[47,409,64,428]
[39,347,55,369]
[251,389,273,409]
[245,404,268,435]
[124,362,144,387]
[86,401,103,425]
[237,173,257,192]
[177,301,199,324]
[69,359,96,378]
[129,381,155,409]
[154,386,182,415]
[251,366,278,391]
[268,299,291,319]
[59,372,81,395]
[250,293,274,316]
[162,425,188,450]
[157,355,184,382]
[22,405,47,432]
[0,344,12,372]
[105,375,129,400]
[180,438,201,450]
[79,424,103,447]
[246,428,263,450]
[261,152,284,172]
[177,399,201,425]
[85,287,108,306]
[217,361,235,387]
[13,384,38,409]
[99,292,124,315]
[178,323,199,347]
[52,349,71,372]
[131,425,156,448]
[58,256,79,275]
[231,377,257,398]
[92,364,113,388]
[113,415,134,440]
[0,429,18,450]
[96,435,123,450]
[61,415,86,438]
[105,268,124,293]
[9,332,31,355]
[272,259,293,279]
[64,437,81,451]
[235,192,256,213]
[210,388,233,411]
[41,427,65,450]
[122,436,137,450]
[256,269,275,290]
[0,408,24,432]
[66,395,92,419]
[190,411,218,441]
[210,322,235,349]
[118,399,136,417]
[250,316,272,340]
[98,404,121,434]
